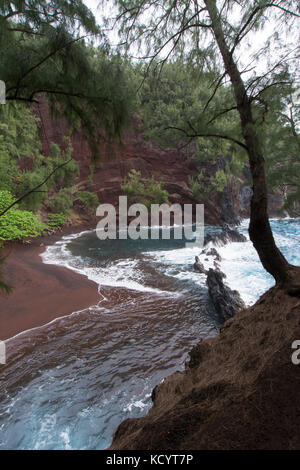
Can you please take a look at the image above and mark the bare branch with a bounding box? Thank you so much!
[202,71,227,113]
[206,105,238,125]
[165,125,248,150]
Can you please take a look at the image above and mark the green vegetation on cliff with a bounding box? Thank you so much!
[0,103,101,239]
[0,0,132,155]
[122,169,170,209]
[0,191,45,241]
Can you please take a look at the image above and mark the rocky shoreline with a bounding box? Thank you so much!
[194,224,247,323]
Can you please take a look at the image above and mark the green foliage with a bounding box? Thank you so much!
[47,187,99,217]
[47,141,79,187]
[0,102,101,230]
[211,170,229,192]
[261,95,300,215]
[0,1,132,155]
[15,142,79,212]
[0,103,81,214]
[0,103,41,160]
[0,210,45,241]
[230,152,245,177]
[76,191,99,209]
[0,150,20,192]
[122,169,170,208]
[189,172,209,200]
[0,191,45,241]
[47,188,74,215]
[0,103,41,193]
[16,171,49,212]
[113,0,300,213]
[0,190,16,213]
[46,213,67,228]
[189,168,229,200]
[136,62,240,161]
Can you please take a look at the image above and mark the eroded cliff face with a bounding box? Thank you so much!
[36,99,249,226]
[36,98,287,228]
[110,278,300,450]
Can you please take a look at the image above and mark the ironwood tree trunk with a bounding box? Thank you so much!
[204,0,299,289]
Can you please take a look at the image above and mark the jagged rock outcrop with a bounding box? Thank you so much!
[206,247,222,261]
[206,268,246,322]
[204,225,247,247]
[238,185,253,218]
[193,256,208,275]
[217,182,241,225]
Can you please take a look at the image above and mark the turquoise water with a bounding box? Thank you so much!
[0,218,299,449]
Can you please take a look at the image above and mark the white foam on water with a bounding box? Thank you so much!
[145,218,300,306]
[41,219,300,308]
[33,414,57,450]
[60,428,72,450]
[123,393,152,413]
[216,238,272,305]
[41,233,173,296]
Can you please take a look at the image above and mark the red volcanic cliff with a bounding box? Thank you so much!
[35,99,232,226]
[35,98,286,225]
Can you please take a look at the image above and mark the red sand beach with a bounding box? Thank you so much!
[0,234,100,341]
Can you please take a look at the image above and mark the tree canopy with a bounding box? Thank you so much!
[0,0,133,153]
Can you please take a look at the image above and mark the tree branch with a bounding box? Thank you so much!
[165,125,248,150]
[0,159,73,218]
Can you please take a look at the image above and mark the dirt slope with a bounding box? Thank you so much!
[110,279,300,450]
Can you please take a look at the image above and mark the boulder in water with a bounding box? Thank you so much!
[222,224,247,243]
[206,248,222,261]
[204,225,246,247]
[213,260,224,274]
[194,256,208,275]
[206,268,245,323]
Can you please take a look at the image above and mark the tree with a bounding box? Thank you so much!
[113,0,300,293]
[136,60,239,157]
[0,0,132,154]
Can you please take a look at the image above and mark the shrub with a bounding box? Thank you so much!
[47,188,74,215]
[211,169,229,192]
[76,191,99,209]
[17,170,49,211]
[189,172,209,200]
[0,209,45,241]
[189,169,229,200]
[46,213,67,228]
[48,141,79,188]
[122,169,170,209]
[0,190,16,213]
[0,191,45,241]
[0,150,20,192]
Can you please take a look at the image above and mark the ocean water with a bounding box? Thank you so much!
[0,218,299,450]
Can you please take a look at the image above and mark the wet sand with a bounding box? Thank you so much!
[0,236,100,341]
